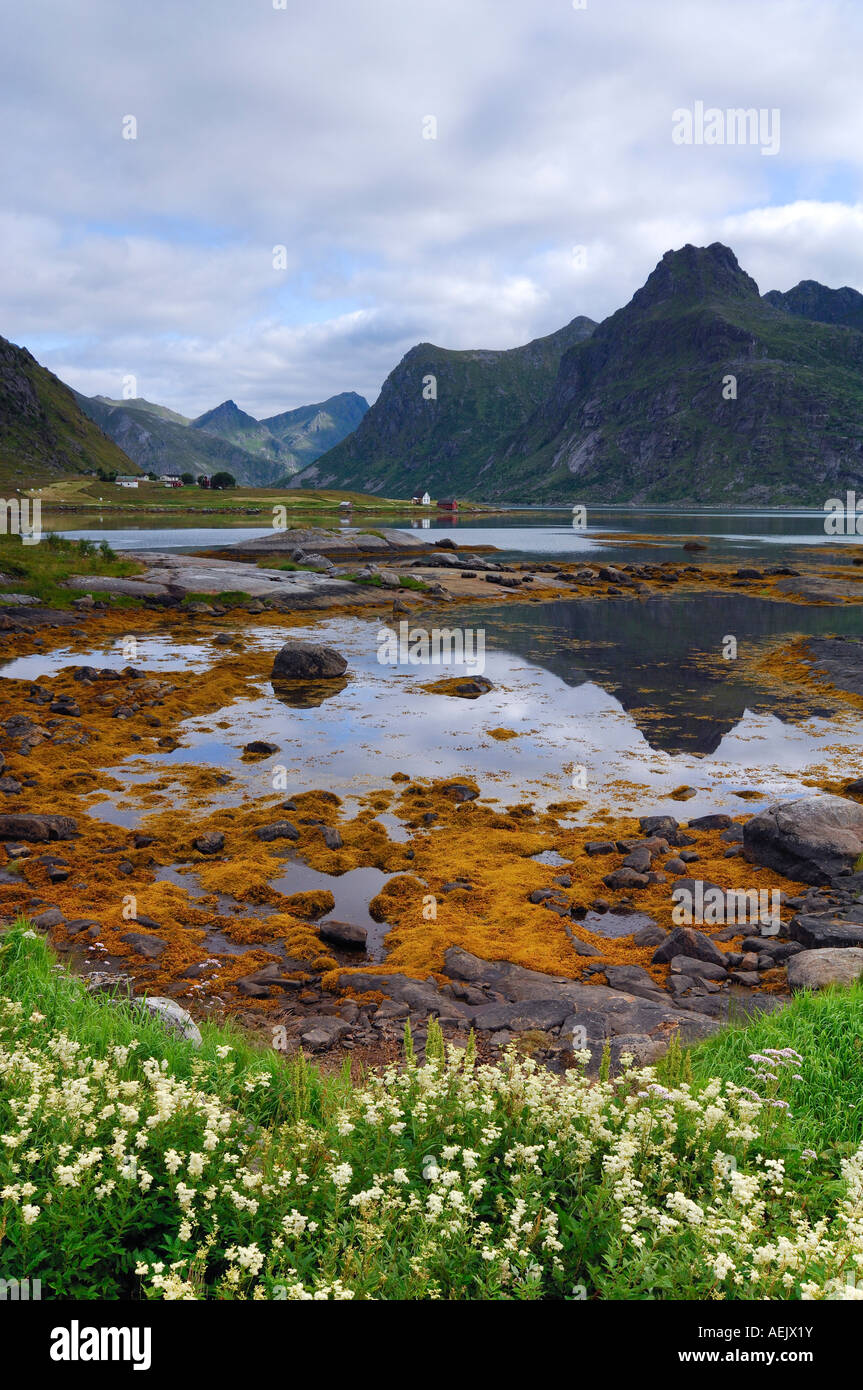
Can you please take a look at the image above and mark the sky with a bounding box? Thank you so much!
[1,0,862,419]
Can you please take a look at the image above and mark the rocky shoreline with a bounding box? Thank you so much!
[2,539,863,1073]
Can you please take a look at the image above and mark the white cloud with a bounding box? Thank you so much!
[1,0,862,417]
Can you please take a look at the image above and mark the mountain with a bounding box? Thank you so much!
[304,245,863,505]
[75,394,278,487]
[76,390,369,487]
[292,320,597,495]
[763,280,863,333]
[192,392,369,478]
[0,335,136,486]
[484,244,863,503]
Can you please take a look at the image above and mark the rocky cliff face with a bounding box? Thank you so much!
[294,318,596,496]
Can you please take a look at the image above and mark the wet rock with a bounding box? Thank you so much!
[243,741,280,756]
[720,824,745,844]
[687,813,732,830]
[193,831,225,855]
[632,923,667,947]
[319,826,343,850]
[300,1016,351,1051]
[442,782,479,803]
[120,931,167,959]
[664,857,687,875]
[32,907,64,929]
[669,955,727,981]
[639,815,679,840]
[786,948,863,991]
[743,795,863,884]
[652,926,727,967]
[65,918,101,936]
[788,914,863,950]
[584,840,616,856]
[0,813,77,842]
[470,999,573,1032]
[622,847,652,873]
[255,820,300,842]
[236,964,304,998]
[319,920,367,949]
[271,642,348,680]
[602,867,649,890]
[602,965,666,1002]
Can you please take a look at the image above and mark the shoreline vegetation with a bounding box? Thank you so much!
[2,922,862,1301]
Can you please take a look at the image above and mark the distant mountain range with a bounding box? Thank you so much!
[300,244,863,505]
[75,390,369,487]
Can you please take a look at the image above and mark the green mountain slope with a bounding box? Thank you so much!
[0,335,136,487]
[482,244,863,504]
[293,319,596,495]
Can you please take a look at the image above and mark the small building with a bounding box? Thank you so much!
[412,490,431,506]
[115,476,139,489]
[162,475,182,488]
[436,498,458,512]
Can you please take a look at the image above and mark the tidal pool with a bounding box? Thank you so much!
[74,590,863,830]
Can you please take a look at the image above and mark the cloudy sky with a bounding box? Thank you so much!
[2,0,862,419]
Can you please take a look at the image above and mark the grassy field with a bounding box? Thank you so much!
[1,922,862,1301]
[0,532,144,608]
[29,477,462,523]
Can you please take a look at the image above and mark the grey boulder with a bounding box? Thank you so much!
[271,642,348,680]
[743,795,863,884]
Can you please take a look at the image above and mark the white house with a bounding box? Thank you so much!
[115,476,139,488]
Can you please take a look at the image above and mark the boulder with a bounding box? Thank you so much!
[743,795,863,884]
[788,914,863,950]
[136,996,202,1045]
[193,831,224,855]
[271,642,348,680]
[120,931,166,959]
[786,948,863,991]
[300,1016,351,1051]
[0,813,77,842]
[255,820,299,842]
[319,920,367,949]
[652,926,727,967]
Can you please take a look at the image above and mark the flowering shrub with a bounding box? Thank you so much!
[1,927,862,1300]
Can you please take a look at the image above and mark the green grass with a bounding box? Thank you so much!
[672,984,863,1152]
[4,922,863,1300]
[0,532,143,608]
[181,590,255,608]
[342,572,429,591]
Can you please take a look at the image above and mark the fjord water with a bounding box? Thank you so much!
[49,591,863,840]
[55,506,863,563]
